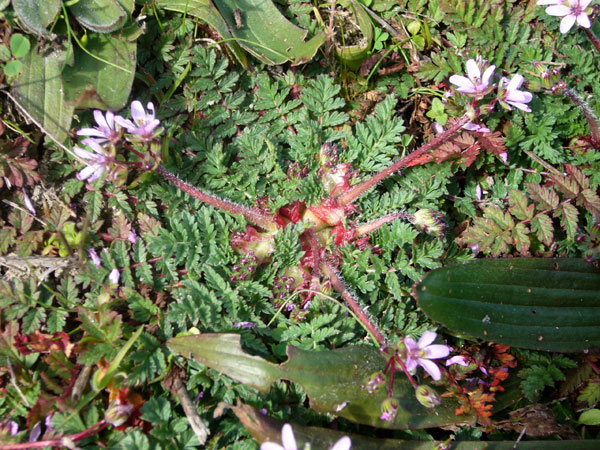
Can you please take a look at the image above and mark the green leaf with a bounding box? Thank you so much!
[508,190,533,221]
[156,0,248,68]
[140,398,172,425]
[92,326,143,391]
[3,60,23,77]
[531,213,553,246]
[579,409,600,426]
[9,34,30,59]
[417,258,600,352]
[13,45,74,143]
[334,1,373,70]
[0,44,10,61]
[11,0,61,35]
[68,0,128,33]
[168,333,471,429]
[158,0,325,65]
[62,33,136,110]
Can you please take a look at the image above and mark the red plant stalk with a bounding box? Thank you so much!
[0,420,108,450]
[335,115,471,207]
[321,260,386,346]
[584,28,600,53]
[155,165,277,231]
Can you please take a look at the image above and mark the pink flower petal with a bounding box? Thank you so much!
[331,436,352,450]
[74,146,94,160]
[576,13,591,28]
[424,344,451,359]
[580,0,593,8]
[77,165,97,180]
[77,128,106,138]
[281,424,297,450]
[560,14,576,33]
[94,109,109,130]
[260,444,285,450]
[545,4,571,15]
[417,330,437,348]
[449,75,475,91]
[446,355,470,367]
[506,74,524,92]
[465,59,481,80]
[481,65,496,85]
[419,358,442,380]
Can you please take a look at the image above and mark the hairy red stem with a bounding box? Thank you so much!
[0,420,108,450]
[321,260,386,345]
[336,115,471,206]
[155,165,277,231]
[584,28,600,53]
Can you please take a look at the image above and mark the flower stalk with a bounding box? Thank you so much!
[335,114,471,207]
[155,165,277,231]
[320,260,386,346]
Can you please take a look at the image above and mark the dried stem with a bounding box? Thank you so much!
[155,165,277,231]
[321,260,386,345]
[336,115,471,206]
[0,420,108,450]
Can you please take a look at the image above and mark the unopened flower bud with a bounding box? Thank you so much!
[380,397,399,423]
[105,398,134,427]
[412,209,445,235]
[415,385,441,408]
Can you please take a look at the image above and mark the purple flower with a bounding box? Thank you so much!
[74,139,111,182]
[77,110,121,144]
[261,424,352,450]
[109,268,120,285]
[449,58,496,97]
[10,421,19,436]
[88,248,102,268]
[403,331,451,381]
[498,74,533,112]
[115,101,160,141]
[541,0,592,33]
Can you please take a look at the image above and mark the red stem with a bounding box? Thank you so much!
[354,212,412,237]
[585,355,600,376]
[155,165,277,231]
[393,355,419,389]
[321,260,386,345]
[336,115,471,206]
[0,421,108,450]
[584,28,600,53]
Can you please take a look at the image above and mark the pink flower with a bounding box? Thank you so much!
[74,139,111,182]
[449,58,496,97]
[498,74,533,112]
[77,110,121,144]
[541,0,593,33]
[446,355,471,367]
[115,101,160,141]
[109,268,120,285]
[403,331,451,381]
[88,248,102,268]
[463,122,490,133]
[261,424,351,450]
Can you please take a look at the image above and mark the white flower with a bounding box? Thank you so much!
[109,268,120,285]
[541,0,593,33]
[403,331,451,381]
[74,139,111,182]
[498,74,533,112]
[77,110,122,144]
[261,424,352,450]
[115,101,161,141]
[449,58,496,97]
